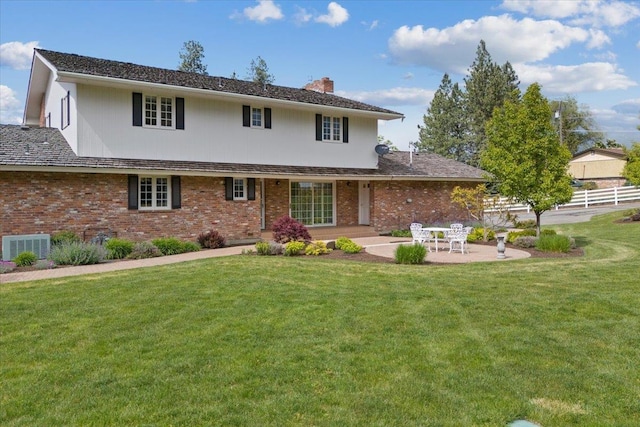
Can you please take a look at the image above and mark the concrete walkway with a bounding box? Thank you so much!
[1,236,528,284]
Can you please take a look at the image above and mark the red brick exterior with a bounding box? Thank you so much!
[370,180,475,233]
[1,173,478,244]
[0,172,261,243]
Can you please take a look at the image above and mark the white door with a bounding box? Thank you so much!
[358,181,370,225]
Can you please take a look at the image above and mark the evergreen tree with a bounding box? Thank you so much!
[417,74,470,162]
[178,40,208,75]
[549,96,604,154]
[246,56,275,85]
[481,83,573,236]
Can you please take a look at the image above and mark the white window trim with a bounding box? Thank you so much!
[233,178,248,201]
[322,115,341,142]
[139,176,172,211]
[143,94,175,130]
[251,107,263,129]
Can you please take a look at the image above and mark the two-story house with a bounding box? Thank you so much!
[1,49,485,245]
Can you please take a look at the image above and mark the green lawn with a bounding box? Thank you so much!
[1,211,639,426]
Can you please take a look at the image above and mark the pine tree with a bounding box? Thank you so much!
[549,96,604,154]
[246,56,275,85]
[178,40,208,75]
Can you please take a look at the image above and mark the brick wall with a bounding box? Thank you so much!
[370,180,475,233]
[0,172,261,243]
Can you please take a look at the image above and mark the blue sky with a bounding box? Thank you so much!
[1,0,639,150]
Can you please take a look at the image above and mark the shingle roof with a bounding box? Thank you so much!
[36,49,402,117]
[0,125,485,181]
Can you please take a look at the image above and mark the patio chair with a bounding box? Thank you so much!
[410,223,425,244]
[447,226,469,254]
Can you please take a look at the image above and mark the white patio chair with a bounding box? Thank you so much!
[447,228,469,254]
[410,223,424,244]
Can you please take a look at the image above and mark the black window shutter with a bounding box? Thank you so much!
[225,177,234,200]
[248,178,256,200]
[264,108,272,129]
[171,176,181,209]
[176,97,185,130]
[343,117,349,143]
[132,93,142,127]
[128,175,138,209]
[315,114,322,141]
[243,105,251,127]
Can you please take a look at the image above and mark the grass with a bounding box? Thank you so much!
[1,211,639,426]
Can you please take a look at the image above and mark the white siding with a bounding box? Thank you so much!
[43,74,78,153]
[75,85,380,168]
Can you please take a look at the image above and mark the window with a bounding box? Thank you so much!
[243,105,272,129]
[139,176,170,210]
[233,178,247,200]
[316,114,348,143]
[61,91,70,130]
[290,181,334,226]
[144,95,173,128]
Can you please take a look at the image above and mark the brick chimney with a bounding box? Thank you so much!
[304,77,334,94]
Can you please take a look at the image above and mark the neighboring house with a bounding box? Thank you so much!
[568,148,628,189]
[1,49,485,244]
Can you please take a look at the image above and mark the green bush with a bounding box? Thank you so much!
[48,242,105,266]
[513,236,538,248]
[13,251,38,267]
[507,229,537,243]
[305,241,331,256]
[541,229,557,236]
[51,230,81,246]
[394,243,427,265]
[284,241,306,256]
[513,219,536,229]
[151,237,200,256]
[341,241,363,254]
[390,229,412,238]
[335,236,351,250]
[466,228,495,242]
[582,181,598,191]
[127,241,162,259]
[535,234,572,253]
[104,238,134,260]
[256,241,283,256]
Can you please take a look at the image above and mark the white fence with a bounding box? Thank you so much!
[484,185,640,213]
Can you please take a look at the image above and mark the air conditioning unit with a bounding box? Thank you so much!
[2,234,51,261]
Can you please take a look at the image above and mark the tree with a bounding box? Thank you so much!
[178,40,208,75]
[481,83,574,236]
[377,135,399,151]
[623,143,640,186]
[549,96,604,154]
[594,139,624,149]
[463,40,520,167]
[417,74,470,162]
[246,56,275,85]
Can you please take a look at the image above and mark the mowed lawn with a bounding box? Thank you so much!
[1,211,639,426]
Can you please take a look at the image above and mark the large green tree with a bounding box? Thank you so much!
[623,143,640,186]
[178,40,208,75]
[549,96,604,154]
[246,56,275,85]
[417,74,470,162]
[481,83,574,236]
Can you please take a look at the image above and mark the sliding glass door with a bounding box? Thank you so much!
[290,181,334,226]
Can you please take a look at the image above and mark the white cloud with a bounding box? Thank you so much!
[388,15,590,74]
[0,41,39,70]
[243,0,283,23]
[293,6,312,25]
[611,98,640,114]
[403,72,414,80]
[0,85,23,124]
[315,2,349,27]
[515,62,637,93]
[362,20,378,31]
[337,87,434,107]
[501,0,640,27]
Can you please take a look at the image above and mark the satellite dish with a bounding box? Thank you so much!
[374,144,390,156]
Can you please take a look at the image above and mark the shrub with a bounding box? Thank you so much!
[466,228,495,242]
[284,241,306,256]
[305,241,331,256]
[13,251,38,267]
[335,236,352,250]
[197,230,226,249]
[48,242,105,265]
[128,241,162,259]
[513,236,538,248]
[394,243,427,265]
[272,216,311,244]
[507,229,537,243]
[182,241,201,253]
[34,259,55,270]
[341,241,363,254]
[535,234,572,253]
[51,230,81,246]
[582,181,598,191]
[390,229,412,238]
[256,240,283,256]
[541,229,557,236]
[104,238,134,260]
[513,219,536,229]
[0,261,17,274]
[151,237,199,255]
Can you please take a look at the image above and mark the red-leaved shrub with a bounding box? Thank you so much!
[197,230,226,249]
[271,216,311,243]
